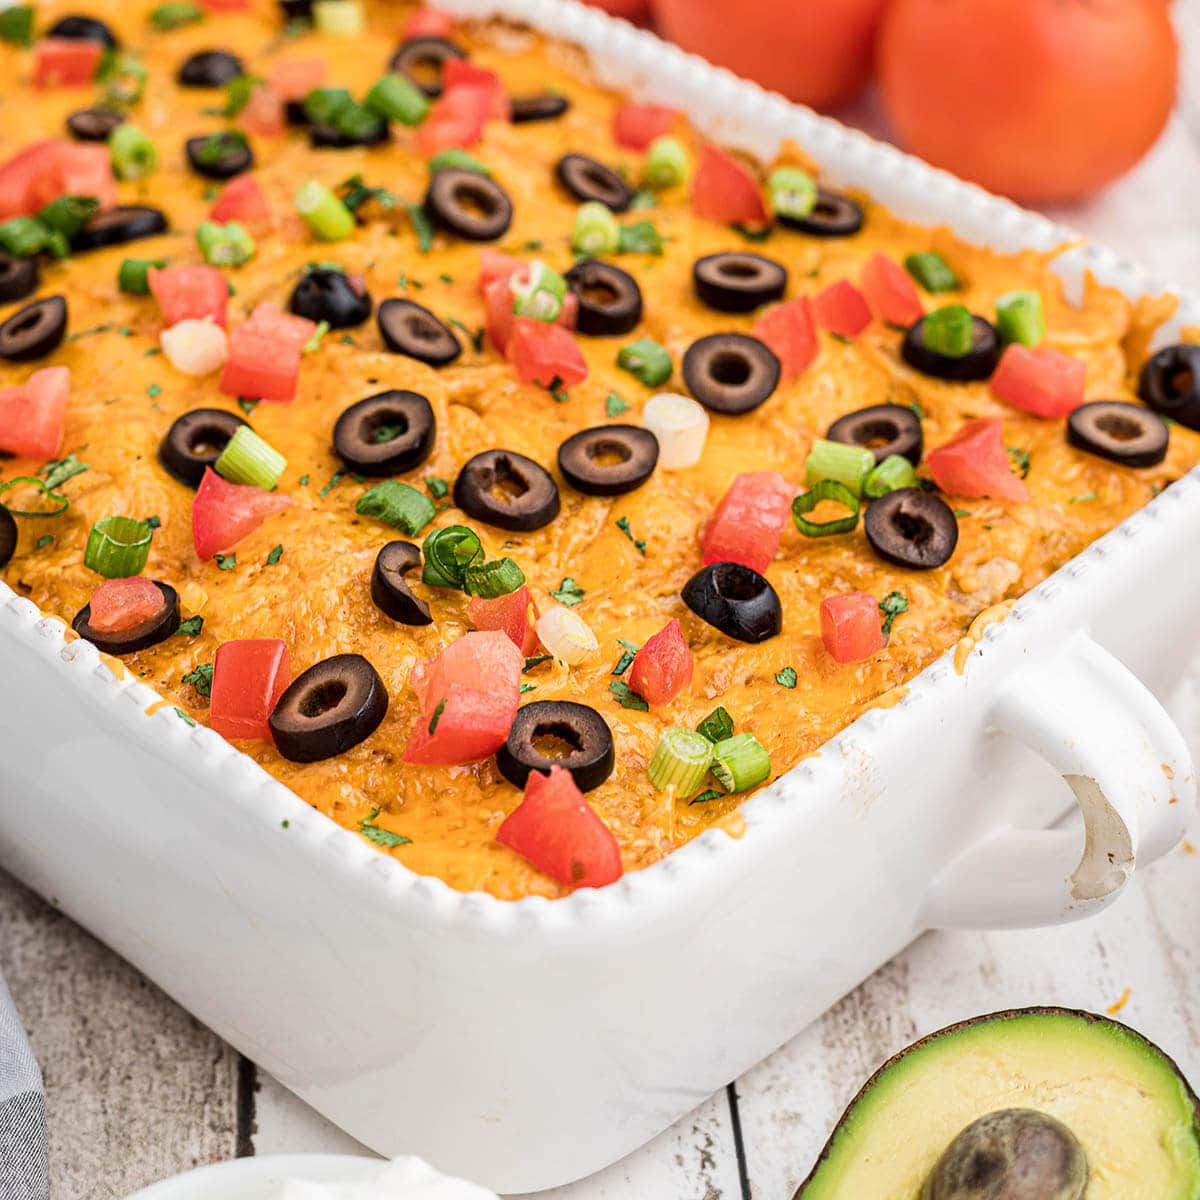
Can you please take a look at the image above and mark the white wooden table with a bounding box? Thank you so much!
[3,8,1198,1197]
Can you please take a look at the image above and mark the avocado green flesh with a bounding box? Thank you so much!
[797,1010,1200,1200]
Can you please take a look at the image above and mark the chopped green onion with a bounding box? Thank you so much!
[863,453,918,499]
[767,166,817,221]
[333,101,385,143]
[0,5,34,45]
[365,72,430,125]
[922,304,975,358]
[108,124,158,181]
[196,220,256,267]
[711,733,770,794]
[463,556,525,599]
[100,53,148,108]
[904,252,959,293]
[617,219,663,256]
[511,260,566,322]
[996,290,1045,347]
[0,217,51,258]
[214,426,287,490]
[618,338,672,388]
[428,149,490,176]
[295,180,356,242]
[149,2,204,30]
[313,0,364,36]
[208,73,262,119]
[805,438,873,497]
[422,525,484,588]
[571,201,620,256]
[643,136,689,190]
[791,479,861,537]
[0,476,69,517]
[38,196,100,238]
[304,87,354,126]
[696,705,734,745]
[648,727,714,797]
[84,516,154,579]
[356,482,436,536]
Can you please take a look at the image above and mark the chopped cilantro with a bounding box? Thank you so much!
[524,654,552,671]
[371,423,406,444]
[605,391,629,417]
[618,220,663,256]
[696,706,734,744]
[299,474,310,487]
[144,514,162,530]
[519,682,536,694]
[730,222,771,243]
[828,332,851,345]
[358,807,411,848]
[303,320,330,354]
[338,173,401,213]
[339,334,356,346]
[174,707,197,727]
[609,679,649,711]
[1070,492,1097,504]
[1008,447,1031,479]
[182,663,214,696]
[35,535,53,549]
[266,544,284,565]
[550,577,585,606]
[143,347,161,357]
[428,698,447,734]
[689,789,724,806]
[406,203,435,253]
[615,515,646,554]
[319,471,347,497]
[177,616,204,637]
[953,508,972,518]
[775,666,797,689]
[214,553,236,571]
[611,639,638,676]
[439,272,454,284]
[879,591,909,636]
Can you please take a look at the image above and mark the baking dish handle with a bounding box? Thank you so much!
[920,631,1195,931]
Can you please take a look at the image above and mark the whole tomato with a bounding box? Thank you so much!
[653,0,889,110]
[878,0,1178,203]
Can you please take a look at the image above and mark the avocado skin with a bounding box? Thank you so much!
[793,1006,1200,1199]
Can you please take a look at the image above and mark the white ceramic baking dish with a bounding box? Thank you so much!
[0,0,1197,1192]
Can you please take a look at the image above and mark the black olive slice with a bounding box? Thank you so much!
[0,296,67,363]
[0,507,16,568]
[333,390,436,477]
[389,36,467,98]
[454,450,560,532]
[185,132,254,181]
[423,168,513,242]
[555,154,634,212]
[278,0,313,20]
[285,99,310,127]
[510,92,570,123]
[1067,401,1168,468]
[269,654,388,763]
[159,408,249,489]
[564,259,643,337]
[693,252,788,314]
[71,205,168,252]
[778,188,864,237]
[557,425,659,497]
[47,14,118,46]
[682,562,782,644]
[290,269,373,329]
[177,49,246,88]
[827,403,924,466]
[497,701,615,793]
[377,298,462,366]
[72,582,181,655]
[371,541,432,626]
[66,106,125,142]
[1138,343,1200,431]
[0,254,38,305]
[864,487,959,570]
[307,118,390,149]
[901,315,999,382]
[683,333,781,416]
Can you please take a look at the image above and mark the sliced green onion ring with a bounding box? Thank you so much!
[792,480,861,538]
[905,252,959,293]
[643,136,689,190]
[118,256,167,294]
[428,149,490,176]
[463,556,525,599]
[922,305,974,358]
[365,73,429,126]
[108,124,158,181]
[84,516,153,578]
[0,217,50,258]
[422,525,484,589]
[295,179,356,242]
[648,727,714,797]
[38,196,100,238]
[711,732,770,794]
[571,201,620,256]
[356,482,436,537]
[996,289,1045,347]
[511,260,566,322]
[196,220,256,266]
[805,437,874,496]
[767,166,817,221]
[863,453,918,500]
[214,426,287,490]
[0,476,69,517]
[617,338,672,388]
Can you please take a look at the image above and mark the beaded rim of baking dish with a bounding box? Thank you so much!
[2,0,1198,929]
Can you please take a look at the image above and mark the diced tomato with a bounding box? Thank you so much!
[927,417,1031,503]
[202,0,250,9]
[629,619,693,707]
[268,57,327,101]
[613,101,677,150]
[821,592,885,664]
[442,58,510,122]
[861,252,923,327]
[991,344,1086,419]
[753,297,818,382]
[814,279,872,338]
[509,318,588,391]
[0,366,70,459]
[149,265,229,329]
[409,629,523,713]
[243,301,316,348]
[209,639,291,741]
[414,85,490,155]
[691,144,768,227]
[467,585,539,655]
[239,84,284,137]
[478,248,525,293]
[497,765,623,889]
[209,175,272,234]
[33,39,103,88]
[485,275,577,356]
[0,140,115,221]
[702,471,796,574]
[192,467,293,560]
[87,577,164,634]
[218,304,314,403]
[403,8,455,38]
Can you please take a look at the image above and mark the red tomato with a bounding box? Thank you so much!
[209,639,291,741]
[87,577,164,634]
[149,265,229,329]
[268,58,327,101]
[483,276,517,356]
[403,8,456,39]
[821,592,885,664]
[861,253,923,327]
[239,85,284,137]
[201,0,249,9]
[0,140,115,221]
[814,280,872,338]
[443,59,510,122]
[409,630,523,714]
[613,102,678,151]
[656,0,887,109]
[991,344,1086,419]
[33,39,103,88]
[402,683,519,765]
[753,297,818,382]
[629,619,694,707]
[467,586,539,655]
[244,301,316,348]
[478,248,525,293]
[497,766,623,890]
[509,318,588,391]
[221,326,301,402]
[414,86,490,156]
[192,468,293,560]
[209,175,272,234]
[702,471,796,574]
[0,366,70,458]
[879,0,1177,203]
[927,418,1031,503]
[579,0,651,22]
[691,145,768,227]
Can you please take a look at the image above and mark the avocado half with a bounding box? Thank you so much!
[794,1007,1200,1199]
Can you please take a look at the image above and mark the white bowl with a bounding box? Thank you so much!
[127,1155,387,1200]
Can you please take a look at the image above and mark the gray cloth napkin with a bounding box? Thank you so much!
[0,970,47,1200]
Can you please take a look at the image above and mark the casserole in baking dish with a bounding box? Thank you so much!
[0,0,1196,1189]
